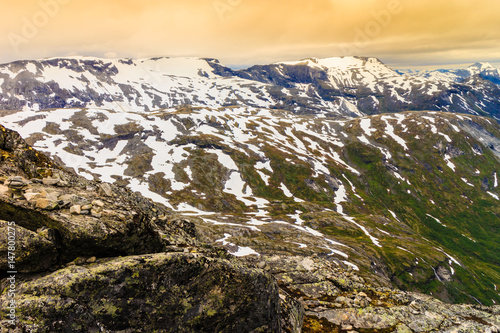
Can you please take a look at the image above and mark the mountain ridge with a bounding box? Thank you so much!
[1,55,500,119]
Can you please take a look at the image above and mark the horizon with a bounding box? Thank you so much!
[1,53,499,72]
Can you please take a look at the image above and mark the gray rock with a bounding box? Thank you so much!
[0,220,57,272]
[99,183,113,196]
[0,253,303,332]
[42,177,59,186]
[5,176,28,190]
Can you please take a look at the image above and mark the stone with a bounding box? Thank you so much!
[74,257,87,265]
[81,204,93,210]
[70,205,81,214]
[42,177,60,186]
[45,191,59,201]
[23,191,42,202]
[35,198,59,210]
[0,184,12,198]
[91,209,102,218]
[5,176,28,190]
[86,256,97,263]
[0,253,301,332]
[0,221,57,273]
[436,265,453,282]
[99,183,113,196]
[92,200,104,207]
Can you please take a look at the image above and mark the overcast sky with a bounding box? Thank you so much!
[1,0,499,69]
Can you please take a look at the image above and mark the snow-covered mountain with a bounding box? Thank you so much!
[1,104,500,306]
[1,55,500,306]
[401,62,500,85]
[1,56,500,119]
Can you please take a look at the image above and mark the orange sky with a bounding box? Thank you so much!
[1,0,500,68]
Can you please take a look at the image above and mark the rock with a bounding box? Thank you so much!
[86,256,97,263]
[70,205,81,214]
[74,257,87,265]
[0,253,303,332]
[58,193,76,208]
[35,198,59,210]
[45,191,59,201]
[0,220,57,273]
[5,176,28,190]
[92,199,105,207]
[0,184,12,198]
[81,204,92,210]
[23,191,42,202]
[42,177,59,186]
[99,183,113,196]
[436,265,453,282]
[91,209,102,218]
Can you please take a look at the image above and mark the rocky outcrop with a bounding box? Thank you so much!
[244,255,500,332]
[1,253,298,332]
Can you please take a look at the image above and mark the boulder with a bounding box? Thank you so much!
[0,220,57,273]
[23,191,42,202]
[0,184,12,198]
[0,253,303,332]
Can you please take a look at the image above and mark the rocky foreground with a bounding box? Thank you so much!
[1,124,499,332]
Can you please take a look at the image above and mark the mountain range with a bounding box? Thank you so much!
[1,55,500,332]
[1,56,500,119]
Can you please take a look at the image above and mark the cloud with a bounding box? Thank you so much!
[0,0,498,67]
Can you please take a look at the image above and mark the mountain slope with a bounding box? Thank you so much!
[1,123,500,332]
[2,106,499,305]
[1,56,500,119]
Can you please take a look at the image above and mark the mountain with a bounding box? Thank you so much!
[1,123,499,332]
[1,55,500,330]
[400,62,500,88]
[1,104,500,308]
[1,56,500,119]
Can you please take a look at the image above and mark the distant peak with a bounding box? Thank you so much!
[276,56,386,69]
[469,62,494,71]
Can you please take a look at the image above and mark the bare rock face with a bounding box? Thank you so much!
[243,255,500,333]
[0,221,57,273]
[1,253,298,332]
